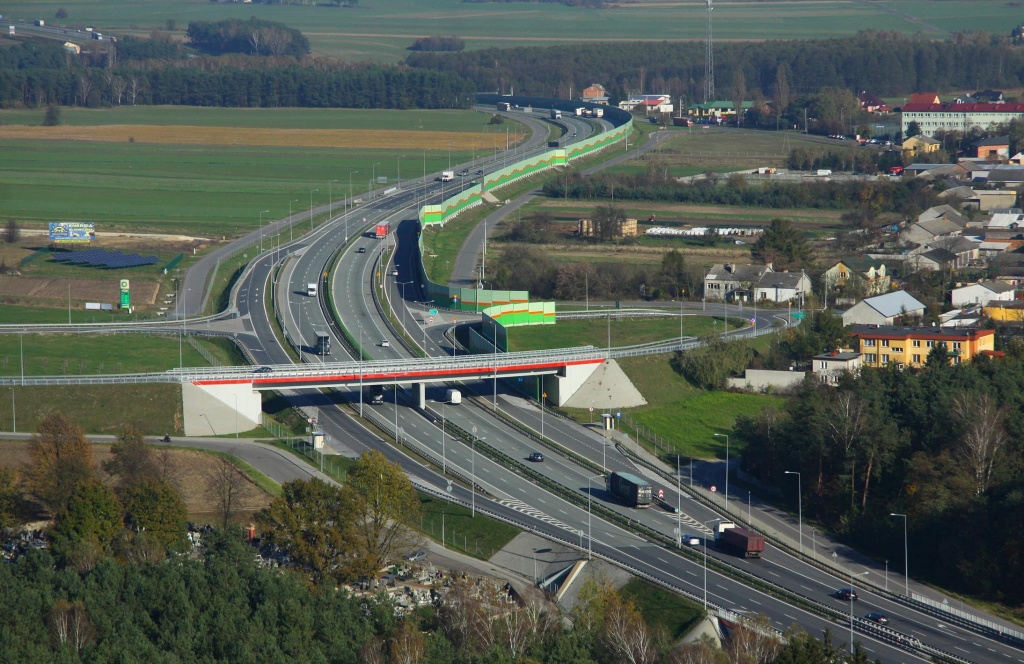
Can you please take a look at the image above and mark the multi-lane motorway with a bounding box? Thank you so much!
[207,106,1024,663]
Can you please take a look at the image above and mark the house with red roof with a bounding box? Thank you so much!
[618,94,673,114]
[858,91,889,113]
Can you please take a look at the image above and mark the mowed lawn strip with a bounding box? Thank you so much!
[0,384,184,435]
[0,333,207,376]
[419,494,520,561]
[507,315,746,352]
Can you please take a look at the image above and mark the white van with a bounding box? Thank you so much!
[446,389,462,404]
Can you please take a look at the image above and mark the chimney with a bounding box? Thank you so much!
[725,263,734,273]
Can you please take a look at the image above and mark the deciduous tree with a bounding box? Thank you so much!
[341,450,421,577]
[206,456,246,529]
[103,424,160,490]
[23,411,93,515]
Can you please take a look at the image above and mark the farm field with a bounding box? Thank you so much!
[0,1,1011,62]
[507,315,745,352]
[0,106,514,234]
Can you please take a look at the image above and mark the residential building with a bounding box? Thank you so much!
[974,90,1005,103]
[848,325,995,368]
[857,91,888,114]
[910,247,957,271]
[901,97,1024,137]
[841,291,926,326]
[754,271,812,303]
[1010,151,1024,165]
[726,369,805,392]
[900,216,962,246]
[907,93,941,106]
[618,94,673,114]
[704,263,773,301]
[688,100,755,120]
[918,204,966,227]
[951,281,1016,307]
[580,84,609,105]
[985,212,1024,241]
[983,165,1024,188]
[966,190,1017,211]
[824,258,891,296]
[974,135,1011,160]
[901,135,941,155]
[984,300,1024,322]
[812,350,863,384]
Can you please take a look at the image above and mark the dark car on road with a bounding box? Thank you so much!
[253,366,273,373]
[834,588,858,601]
[865,612,889,625]
[356,247,366,253]
[528,452,544,462]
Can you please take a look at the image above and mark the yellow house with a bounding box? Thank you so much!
[848,325,995,368]
[824,258,891,296]
[984,301,1024,323]
[901,135,941,155]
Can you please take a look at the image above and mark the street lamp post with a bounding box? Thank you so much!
[371,162,380,199]
[587,474,604,559]
[540,392,546,440]
[309,190,318,233]
[891,513,909,596]
[471,426,483,518]
[785,470,802,553]
[259,209,269,252]
[441,401,447,475]
[713,433,729,506]
[288,199,298,242]
[703,519,717,610]
[346,170,358,242]
[850,570,870,654]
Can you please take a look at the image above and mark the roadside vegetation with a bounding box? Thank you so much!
[507,315,743,352]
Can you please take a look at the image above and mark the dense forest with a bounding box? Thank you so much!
[186,17,311,57]
[406,30,1024,107]
[735,330,1024,609]
[0,34,474,109]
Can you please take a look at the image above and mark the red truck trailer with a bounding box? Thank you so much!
[718,526,766,558]
[375,222,390,239]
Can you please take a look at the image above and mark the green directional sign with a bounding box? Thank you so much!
[792,311,806,320]
[429,309,438,316]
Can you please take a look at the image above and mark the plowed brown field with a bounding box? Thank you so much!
[0,125,504,149]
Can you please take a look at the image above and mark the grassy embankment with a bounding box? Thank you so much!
[506,315,745,352]
[620,578,705,640]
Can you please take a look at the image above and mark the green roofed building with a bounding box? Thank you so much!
[688,100,755,118]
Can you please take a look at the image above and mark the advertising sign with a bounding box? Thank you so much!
[49,222,95,243]
[119,279,130,309]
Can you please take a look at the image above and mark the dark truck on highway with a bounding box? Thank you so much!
[606,472,653,508]
[717,525,766,558]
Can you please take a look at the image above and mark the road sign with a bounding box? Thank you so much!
[658,489,665,500]
[589,407,594,412]
[710,485,717,493]
[446,481,453,493]
[792,311,806,320]
[429,309,438,315]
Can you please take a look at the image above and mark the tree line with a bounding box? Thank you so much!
[186,17,311,57]
[736,342,1024,607]
[0,35,474,109]
[542,167,942,219]
[405,30,1024,107]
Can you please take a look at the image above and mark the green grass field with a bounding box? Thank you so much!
[419,494,520,561]
[1,1,1010,62]
[0,139,476,235]
[570,351,785,459]
[0,303,150,324]
[0,333,206,376]
[0,384,183,435]
[620,578,704,640]
[507,315,744,352]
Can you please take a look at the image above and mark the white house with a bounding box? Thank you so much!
[754,271,812,303]
[841,291,927,326]
[812,351,863,385]
[951,281,1016,307]
[618,94,673,114]
[704,263,773,301]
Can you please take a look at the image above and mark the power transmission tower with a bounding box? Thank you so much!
[704,0,715,103]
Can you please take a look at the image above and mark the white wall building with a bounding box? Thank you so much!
[901,100,1024,137]
[951,281,1016,307]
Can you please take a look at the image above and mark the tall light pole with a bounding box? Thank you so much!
[309,190,317,233]
[259,209,269,252]
[441,400,447,475]
[540,392,546,440]
[329,180,339,220]
[891,513,909,596]
[587,474,604,559]
[346,170,358,242]
[288,199,298,242]
[713,433,729,506]
[471,425,482,517]
[785,470,802,553]
[371,162,380,198]
[703,519,717,610]
[850,570,870,654]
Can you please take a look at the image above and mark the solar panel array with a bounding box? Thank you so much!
[52,249,159,269]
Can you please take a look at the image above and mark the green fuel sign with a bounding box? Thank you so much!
[119,279,130,309]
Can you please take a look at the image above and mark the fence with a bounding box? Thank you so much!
[185,336,220,367]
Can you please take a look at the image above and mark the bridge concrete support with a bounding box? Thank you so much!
[543,360,602,407]
[182,382,262,436]
[417,383,426,409]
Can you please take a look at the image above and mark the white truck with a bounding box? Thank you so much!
[593,107,604,118]
[816,169,833,177]
[440,171,454,182]
[306,283,318,297]
[446,389,462,405]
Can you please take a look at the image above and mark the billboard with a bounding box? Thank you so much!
[49,222,95,243]
[119,279,130,309]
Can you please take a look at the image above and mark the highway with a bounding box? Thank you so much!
[242,113,1002,663]
[4,93,1016,661]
